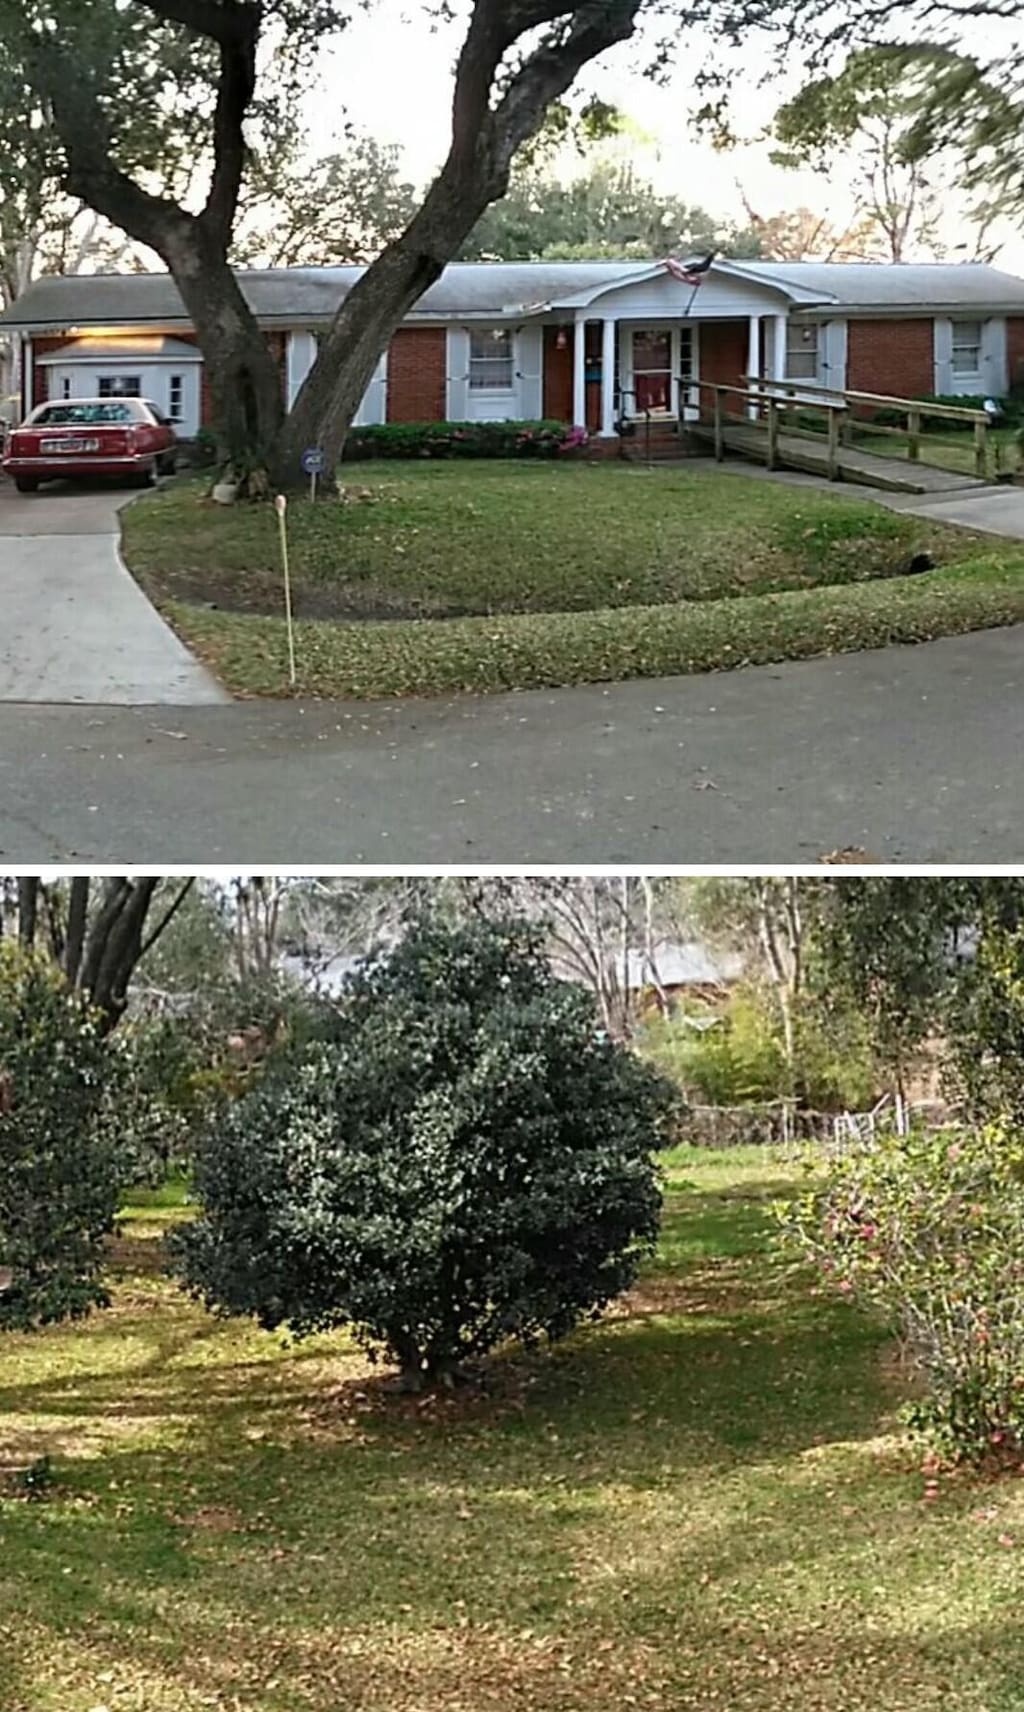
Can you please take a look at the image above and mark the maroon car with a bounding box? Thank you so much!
[2,398,177,493]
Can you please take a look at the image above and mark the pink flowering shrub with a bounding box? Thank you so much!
[779,1128,1024,1461]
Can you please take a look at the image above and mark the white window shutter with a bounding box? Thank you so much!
[933,318,953,394]
[821,320,847,392]
[515,325,543,419]
[447,328,470,421]
[980,317,1007,394]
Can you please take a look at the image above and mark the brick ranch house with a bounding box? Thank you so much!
[4,257,1024,442]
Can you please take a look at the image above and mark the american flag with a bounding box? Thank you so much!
[663,253,715,286]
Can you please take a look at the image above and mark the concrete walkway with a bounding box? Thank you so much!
[0,480,226,705]
[3,623,1024,862]
[687,456,1024,540]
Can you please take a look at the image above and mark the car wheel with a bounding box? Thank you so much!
[14,477,38,493]
[135,464,157,488]
[158,452,177,477]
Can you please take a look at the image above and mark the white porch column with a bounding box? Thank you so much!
[572,315,586,427]
[747,314,761,418]
[600,316,617,437]
[772,313,788,384]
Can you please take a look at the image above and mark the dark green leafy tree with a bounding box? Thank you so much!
[815,877,1024,1097]
[461,157,760,260]
[176,912,672,1389]
[0,945,121,1330]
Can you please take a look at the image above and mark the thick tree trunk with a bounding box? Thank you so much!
[272,0,640,488]
[271,177,494,488]
[164,229,284,486]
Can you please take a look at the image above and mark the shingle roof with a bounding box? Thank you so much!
[735,261,1024,308]
[3,258,1024,329]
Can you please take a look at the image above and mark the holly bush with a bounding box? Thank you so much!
[0,944,120,1330]
[780,1128,1024,1461]
[175,913,673,1388]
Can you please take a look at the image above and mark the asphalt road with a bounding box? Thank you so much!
[3,623,1024,863]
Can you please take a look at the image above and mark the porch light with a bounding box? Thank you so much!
[556,325,568,349]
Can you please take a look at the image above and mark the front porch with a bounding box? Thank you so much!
[562,314,792,438]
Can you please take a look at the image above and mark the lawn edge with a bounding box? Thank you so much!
[148,551,1024,700]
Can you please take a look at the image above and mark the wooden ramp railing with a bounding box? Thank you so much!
[692,380,850,480]
[730,375,994,480]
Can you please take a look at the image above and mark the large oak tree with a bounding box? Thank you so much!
[4,0,645,490]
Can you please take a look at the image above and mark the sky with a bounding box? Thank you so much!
[300,1,1024,271]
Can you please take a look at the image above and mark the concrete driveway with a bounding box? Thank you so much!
[0,478,226,704]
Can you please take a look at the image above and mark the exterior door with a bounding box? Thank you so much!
[631,329,672,414]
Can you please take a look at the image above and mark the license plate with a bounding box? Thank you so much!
[40,437,100,453]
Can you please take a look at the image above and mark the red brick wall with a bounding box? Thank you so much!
[543,326,573,422]
[700,321,748,399]
[1007,318,1024,396]
[387,328,446,422]
[28,335,74,408]
[847,318,933,397]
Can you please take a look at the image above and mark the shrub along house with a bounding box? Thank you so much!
[3,257,1024,445]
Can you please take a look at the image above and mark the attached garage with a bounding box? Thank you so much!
[35,335,203,437]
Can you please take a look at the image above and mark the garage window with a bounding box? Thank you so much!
[169,374,184,421]
[98,375,142,398]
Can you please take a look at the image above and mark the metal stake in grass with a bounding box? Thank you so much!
[274,493,297,689]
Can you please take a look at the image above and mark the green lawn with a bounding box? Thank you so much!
[124,462,978,622]
[120,460,1024,699]
[849,424,1022,479]
[3,1148,1023,1712]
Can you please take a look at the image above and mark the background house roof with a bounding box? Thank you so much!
[622,942,743,991]
[4,259,1024,330]
[35,334,202,362]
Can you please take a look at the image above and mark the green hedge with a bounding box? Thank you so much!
[342,420,584,460]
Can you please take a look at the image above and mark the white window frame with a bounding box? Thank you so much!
[785,322,819,382]
[97,374,143,398]
[951,319,983,378]
[168,373,185,421]
[469,327,514,391]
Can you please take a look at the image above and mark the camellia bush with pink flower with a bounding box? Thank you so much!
[779,1128,1024,1462]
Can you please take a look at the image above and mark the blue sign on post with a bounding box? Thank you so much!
[301,447,325,475]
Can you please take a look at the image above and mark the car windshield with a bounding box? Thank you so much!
[32,403,139,426]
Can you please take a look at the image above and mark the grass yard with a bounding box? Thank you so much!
[118,459,1024,699]
[124,462,976,622]
[849,424,1022,479]
[3,1149,1024,1712]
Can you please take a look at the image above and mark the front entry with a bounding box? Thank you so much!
[620,326,697,421]
[632,329,673,414]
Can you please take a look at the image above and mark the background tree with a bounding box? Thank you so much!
[1,877,195,1032]
[176,911,673,1390]
[461,155,759,260]
[231,132,419,268]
